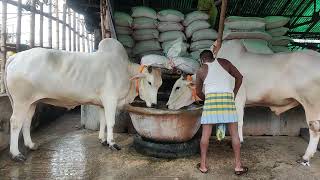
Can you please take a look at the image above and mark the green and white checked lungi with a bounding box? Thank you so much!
[201,92,238,124]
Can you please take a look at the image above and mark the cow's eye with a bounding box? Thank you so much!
[175,87,180,90]
[148,81,152,85]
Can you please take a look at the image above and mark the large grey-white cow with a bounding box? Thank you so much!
[167,39,320,165]
[5,38,162,161]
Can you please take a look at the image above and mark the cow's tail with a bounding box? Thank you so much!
[3,54,15,108]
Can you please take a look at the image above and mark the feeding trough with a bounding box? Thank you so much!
[124,102,202,158]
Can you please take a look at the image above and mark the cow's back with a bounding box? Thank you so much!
[6,48,130,107]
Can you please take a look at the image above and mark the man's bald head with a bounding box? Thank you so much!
[200,50,214,63]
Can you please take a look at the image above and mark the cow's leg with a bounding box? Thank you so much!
[98,107,107,145]
[298,104,320,166]
[22,104,37,150]
[10,104,30,161]
[236,106,244,143]
[235,86,246,143]
[103,98,121,150]
[302,129,320,165]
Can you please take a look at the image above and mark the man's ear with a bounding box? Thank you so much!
[130,73,146,81]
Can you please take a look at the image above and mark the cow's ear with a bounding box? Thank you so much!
[130,73,146,81]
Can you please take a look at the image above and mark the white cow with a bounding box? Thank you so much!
[4,38,162,161]
[167,39,320,165]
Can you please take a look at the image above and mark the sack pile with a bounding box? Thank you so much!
[265,16,291,53]
[157,9,186,56]
[131,7,162,57]
[114,12,134,58]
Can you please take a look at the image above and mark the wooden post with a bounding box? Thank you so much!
[30,0,36,48]
[86,32,90,52]
[55,0,59,49]
[62,4,67,50]
[68,8,72,51]
[16,0,22,51]
[40,2,44,47]
[1,0,7,93]
[48,0,53,48]
[82,22,85,52]
[216,0,228,51]
[100,0,106,39]
[77,15,80,52]
[73,12,76,51]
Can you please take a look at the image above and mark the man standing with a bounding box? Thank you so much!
[195,46,248,175]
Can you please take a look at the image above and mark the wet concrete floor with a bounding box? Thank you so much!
[1,112,320,180]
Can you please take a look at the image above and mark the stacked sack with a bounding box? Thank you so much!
[131,7,162,59]
[114,12,135,58]
[157,9,187,57]
[223,16,274,54]
[265,16,291,53]
[184,11,218,61]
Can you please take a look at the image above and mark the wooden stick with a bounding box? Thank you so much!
[77,15,80,51]
[30,0,36,48]
[1,0,7,93]
[40,2,44,47]
[216,0,228,50]
[62,4,67,50]
[55,0,59,49]
[68,8,72,51]
[48,0,53,48]
[86,32,90,52]
[81,22,85,52]
[73,12,76,51]
[16,0,21,51]
[100,0,106,39]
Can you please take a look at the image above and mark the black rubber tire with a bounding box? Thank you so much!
[133,136,200,159]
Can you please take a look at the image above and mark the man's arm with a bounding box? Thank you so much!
[228,62,243,97]
[195,67,206,101]
[219,59,243,97]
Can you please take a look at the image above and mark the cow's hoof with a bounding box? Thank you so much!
[297,159,310,167]
[27,143,38,151]
[101,141,109,146]
[109,144,121,151]
[11,153,26,162]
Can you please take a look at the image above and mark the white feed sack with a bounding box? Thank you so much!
[269,36,292,46]
[131,6,157,19]
[264,16,290,29]
[224,16,266,30]
[114,12,133,27]
[140,54,171,69]
[159,31,186,42]
[157,9,184,22]
[133,40,161,55]
[162,39,189,55]
[166,38,189,58]
[172,57,200,74]
[132,29,159,41]
[157,22,184,32]
[241,39,274,54]
[191,29,218,41]
[190,40,214,52]
[117,35,135,48]
[185,20,211,38]
[115,26,133,35]
[183,11,209,26]
[223,29,272,41]
[267,27,289,37]
[132,17,158,29]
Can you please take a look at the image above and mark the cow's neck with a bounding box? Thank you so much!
[125,63,141,104]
